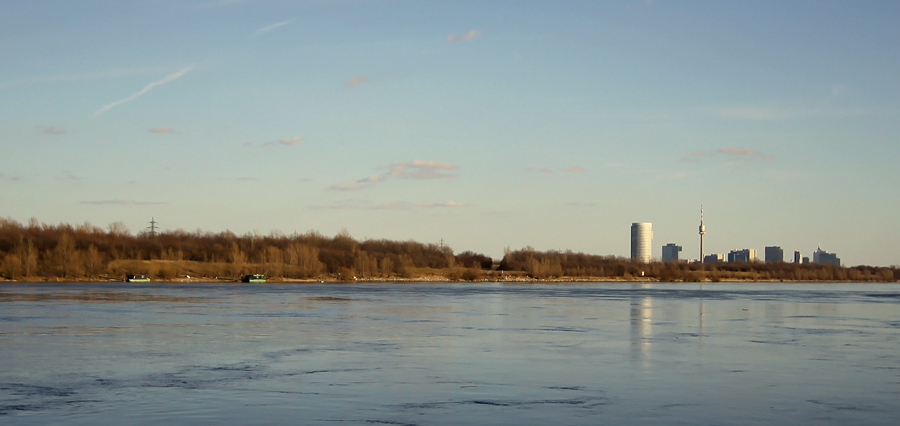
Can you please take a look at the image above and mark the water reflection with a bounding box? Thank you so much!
[629,283,653,365]
[2,282,899,426]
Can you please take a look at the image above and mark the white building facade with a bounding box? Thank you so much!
[631,222,653,263]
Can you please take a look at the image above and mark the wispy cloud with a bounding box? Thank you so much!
[149,127,175,134]
[346,75,370,88]
[317,199,463,210]
[362,159,458,181]
[0,173,24,182]
[57,172,80,181]
[526,167,554,174]
[328,182,367,191]
[527,166,585,174]
[256,20,291,34]
[332,160,459,191]
[412,201,463,208]
[94,65,195,115]
[681,146,774,163]
[263,136,302,147]
[81,199,166,206]
[42,126,66,135]
[447,30,481,43]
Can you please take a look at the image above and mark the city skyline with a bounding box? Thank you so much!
[2,1,899,266]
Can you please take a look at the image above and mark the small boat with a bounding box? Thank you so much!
[241,274,266,283]
[126,274,150,282]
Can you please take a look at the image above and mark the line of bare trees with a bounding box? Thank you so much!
[0,218,474,281]
[1,217,897,282]
[499,247,898,282]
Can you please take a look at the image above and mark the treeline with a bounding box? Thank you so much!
[500,248,899,282]
[0,217,897,282]
[0,217,483,281]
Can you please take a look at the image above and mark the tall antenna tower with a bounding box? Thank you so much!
[699,206,706,263]
[147,217,158,237]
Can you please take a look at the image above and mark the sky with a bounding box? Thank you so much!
[2,0,899,266]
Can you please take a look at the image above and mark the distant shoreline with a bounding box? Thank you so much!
[0,276,881,284]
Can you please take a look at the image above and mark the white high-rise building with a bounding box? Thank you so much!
[631,222,653,263]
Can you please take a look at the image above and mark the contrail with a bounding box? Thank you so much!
[256,20,291,34]
[94,65,195,115]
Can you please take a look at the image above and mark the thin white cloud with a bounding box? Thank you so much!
[346,75,370,88]
[328,182,369,191]
[256,20,292,34]
[448,30,481,43]
[330,160,458,191]
[586,104,897,123]
[412,201,464,208]
[149,127,175,134]
[57,172,80,181]
[263,136,302,147]
[682,146,774,163]
[94,65,195,115]
[81,199,166,206]
[0,173,23,182]
[374,202,410,210]
[526,167,553,174]
[527,166,584,173]
[318,199,463,210]
[42,126,65,135]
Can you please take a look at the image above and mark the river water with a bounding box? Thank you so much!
[1,282,898,425]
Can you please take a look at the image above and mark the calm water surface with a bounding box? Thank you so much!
[1,282,899,425]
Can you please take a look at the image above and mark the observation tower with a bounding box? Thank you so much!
[699,207,706,263]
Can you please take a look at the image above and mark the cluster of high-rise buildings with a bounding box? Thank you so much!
[630,210,841,266]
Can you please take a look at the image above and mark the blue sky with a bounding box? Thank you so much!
[2,0,899,266]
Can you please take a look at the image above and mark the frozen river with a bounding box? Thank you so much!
[2,282,899,425]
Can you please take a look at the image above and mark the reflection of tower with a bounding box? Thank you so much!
[631,222,653,263]
[699,207,706,263]
[630,283,653,364]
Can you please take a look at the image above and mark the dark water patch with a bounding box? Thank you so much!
[465,398,605,408]
[263,348,314,359]
[864,293,900,299]
[546,386,583,391]
[205,364,259,372]
[539,326,588,333]
[749,339,799,345]
[807,399,885,412]
[0,291,208,304]
[1,383,76,397]
[402,397,607,410]
[658,403,700,409]
[365,420,417,426]
[308,296,373,302]
[303,368,371,375]
[0,404,40,415]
